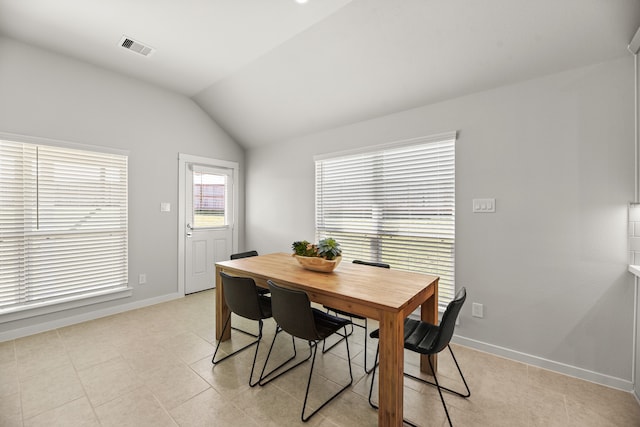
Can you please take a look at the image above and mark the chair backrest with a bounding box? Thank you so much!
[220,272,267,321]
[230,250,259,260]
[352,259,390,269]
[430,287,466,353]
[267,280,319,341]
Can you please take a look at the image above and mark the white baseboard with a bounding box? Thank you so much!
[452,334,634,393]
[0,292,182,342]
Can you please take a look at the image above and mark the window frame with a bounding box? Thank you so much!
[190,165,233,230]
[0,132,131,323]
[314,131,456,311]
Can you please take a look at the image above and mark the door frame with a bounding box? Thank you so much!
[178,153,239,296]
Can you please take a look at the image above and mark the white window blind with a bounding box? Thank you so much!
[315,133,455,310]
[0,139,128,313]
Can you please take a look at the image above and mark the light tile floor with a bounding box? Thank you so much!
[1,289,639,426]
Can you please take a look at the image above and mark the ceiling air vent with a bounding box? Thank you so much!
[119,36,155,57]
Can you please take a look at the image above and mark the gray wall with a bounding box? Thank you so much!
[245,57,636,387]
[0,37,244,337]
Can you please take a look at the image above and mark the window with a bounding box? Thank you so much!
[0,138,128,316]
[192,166,229,228]
[315,132,455,310]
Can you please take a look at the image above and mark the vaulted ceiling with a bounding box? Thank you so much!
[1,0,639,148]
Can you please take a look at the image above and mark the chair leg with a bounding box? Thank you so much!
[258,327,311,386]
[368,343,419,427]
[212,312,260,364]
[212,312,232,364]
[428,355,452,427]
[323,314,375,375]
[448,344,471,398]
[403,345,471,399]
[302,325,354,422]
[367,343,380,409]
[362,318,378,374]
[247,320,264,387]
[229,310,263,338]
[369,343,469,427]
[231,324,260,338]
[212,314,266,386]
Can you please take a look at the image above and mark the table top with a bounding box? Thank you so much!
[216,252,438,318]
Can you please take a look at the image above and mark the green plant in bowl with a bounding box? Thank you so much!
[317,238,341,260]
[292,238,342,259]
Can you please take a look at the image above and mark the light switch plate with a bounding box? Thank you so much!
[160,202,171,212]
[473,198,495,213]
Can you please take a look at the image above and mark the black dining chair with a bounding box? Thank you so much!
[230,250,259,259]
[211,272,295,387]
[230,250,269,295]
[228,250,270,336]
[322,259,390,373]
[368,287,470,427]
[260,280,354,422]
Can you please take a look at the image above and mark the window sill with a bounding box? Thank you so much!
[629,265,640,277]
[0,287,133,324]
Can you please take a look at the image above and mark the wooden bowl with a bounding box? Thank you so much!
[293,255,342,273]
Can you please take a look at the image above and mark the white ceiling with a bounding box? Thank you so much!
[1,0,639,148]
[0,0,353,95]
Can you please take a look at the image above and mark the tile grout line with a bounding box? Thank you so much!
[13,339,26,427]
[56,327,105,427]
[151,391,181,427]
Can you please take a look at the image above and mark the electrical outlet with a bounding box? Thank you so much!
[472,302,484,318]
[138,273,147,285]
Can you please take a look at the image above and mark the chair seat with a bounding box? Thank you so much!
[323,305,366,320]
[312,308,352,340]
[369,318,440,355]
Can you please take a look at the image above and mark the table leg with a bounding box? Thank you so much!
[378,310,405,426]
[215,266,231,341]
[420,278,439,374]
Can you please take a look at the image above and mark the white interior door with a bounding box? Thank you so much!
[184,164,234,294]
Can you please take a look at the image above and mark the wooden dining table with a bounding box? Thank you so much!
[215,252,439,426]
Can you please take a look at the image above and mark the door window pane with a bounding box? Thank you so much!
[193,171,226,227]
